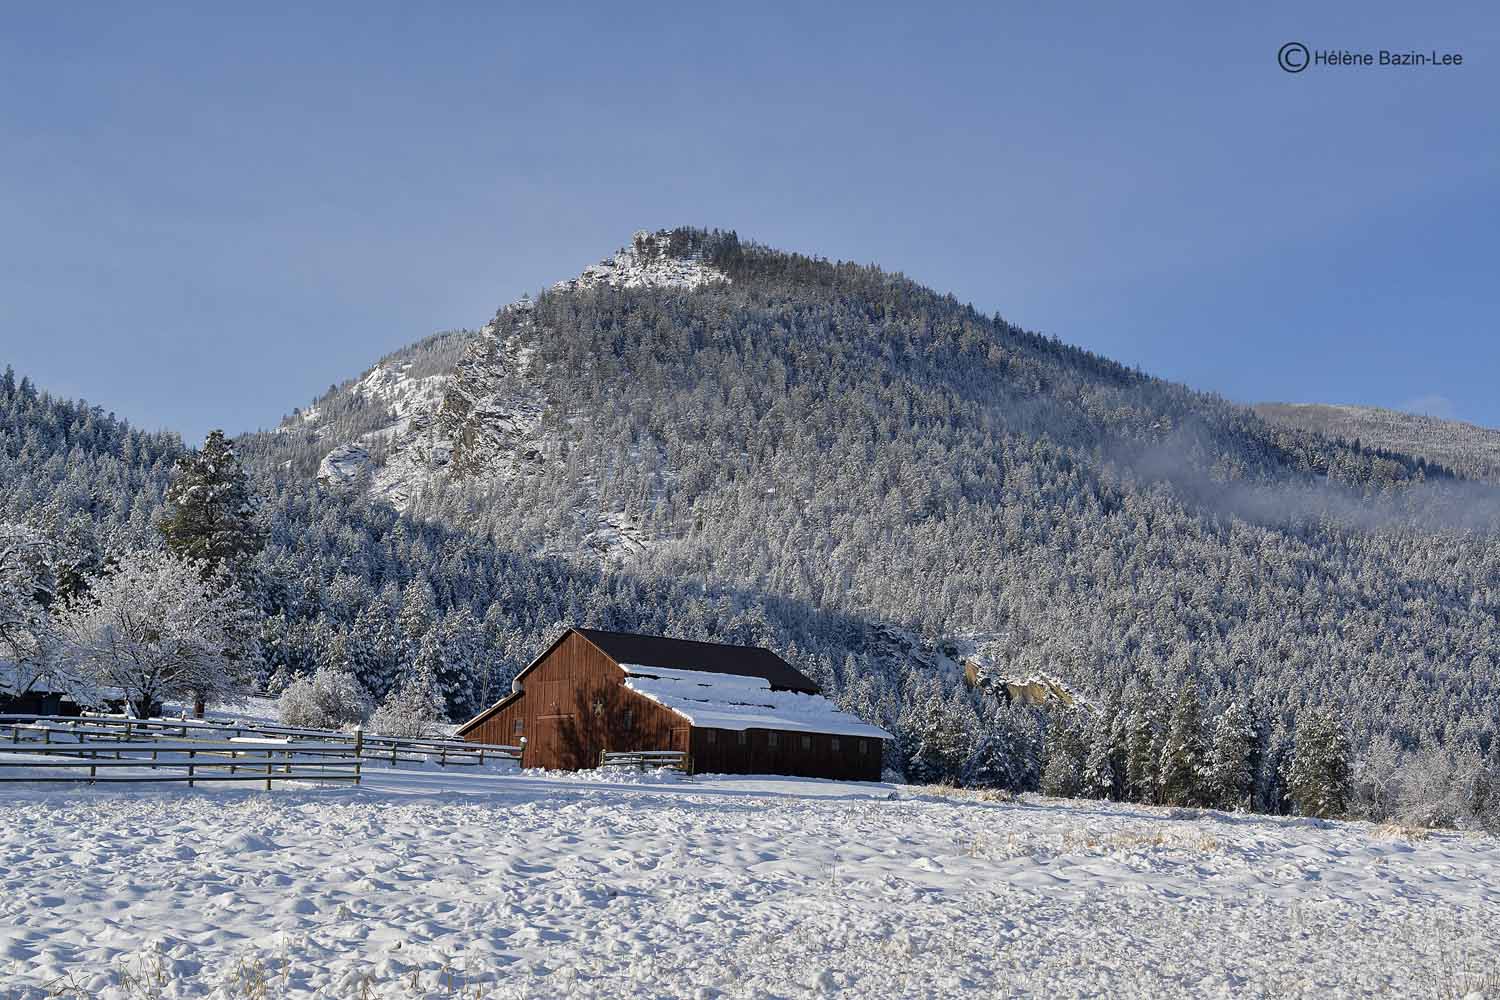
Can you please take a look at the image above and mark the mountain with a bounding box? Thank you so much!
[8,228,1500,811]
[247,228,1500,740]
[1255,402,1500,484]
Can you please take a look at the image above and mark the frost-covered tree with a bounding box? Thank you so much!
[1350,732,1403,821]
[54,549,259,717]
[159,430,265,578]
[1389,740,1499,831]
[1285,709,1351,819]
[0,523,53,670]
[1205,700,1256,811]
[1124,697,1161,805]
[369,660,445,738]
[898,677,975,785]
[277,665,371,730]
[1040,708,1086,798]
[1159,682,1206,807]
[1081,711,1115,800]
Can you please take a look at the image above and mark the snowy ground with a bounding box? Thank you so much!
[0,767,1497,999]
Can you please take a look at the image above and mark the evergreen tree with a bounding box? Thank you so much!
[159,430,265,579]
[1205,700,1256,810]
[1081,712,1115,800]
[1123,687,1164,804]
[1159,682,1207,807]
[1285,709,1352,819]
[1256,721,1294,815]
[1040,709,1086,798]
[899,679,974,784]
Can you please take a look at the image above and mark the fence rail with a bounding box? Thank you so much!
[0,714,523,788]
[0,738,361,788]
[599,749,693,774]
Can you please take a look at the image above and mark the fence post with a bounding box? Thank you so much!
[266,753,273,792]
[354,757,362,787]
[353,727,364,760]
[440,746,447,768]
[188,750,195,788]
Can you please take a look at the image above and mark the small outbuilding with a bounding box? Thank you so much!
[457,628,890,780]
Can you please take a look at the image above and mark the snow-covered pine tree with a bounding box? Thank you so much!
[1205,700,1256,810]
[159,430,265,579]
[1081,711,1115,800]
[1158,681,1207,807]
[1256,721,1293,815]
[1040,708,1086,798]
[1284,708,1351,819]
[897,675,974,785]
[159,430,266,715]
[433,606,485,720]
[1124,694,1160,804]
[347,604,401,701]
[396,579,437,666]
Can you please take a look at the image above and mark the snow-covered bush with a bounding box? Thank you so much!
[277,666,371,730]
[368,663,445,738]
[1388,741,1499,832]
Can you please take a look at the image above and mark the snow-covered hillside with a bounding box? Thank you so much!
[2,774,1496,998]
[304,229,725,519]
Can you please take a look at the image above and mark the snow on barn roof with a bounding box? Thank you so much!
[621,664,892,739]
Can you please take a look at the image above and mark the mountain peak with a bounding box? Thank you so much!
[551,228,730,294]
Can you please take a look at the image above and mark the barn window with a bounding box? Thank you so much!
[858,739,868,754]
[705,729,717,745]
[767,732,778,749]
[622,709,634,728]
[513,719,524,737]
[831,738,841,753]
[737,731,747,746]
[800,735,812,750]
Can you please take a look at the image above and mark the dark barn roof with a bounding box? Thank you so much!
[576,628,820,694]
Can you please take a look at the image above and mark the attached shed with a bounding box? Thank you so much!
[457,628,890,780]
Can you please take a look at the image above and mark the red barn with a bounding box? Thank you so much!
[457,628,889,781]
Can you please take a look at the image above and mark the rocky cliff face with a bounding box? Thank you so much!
[312,229,727,511]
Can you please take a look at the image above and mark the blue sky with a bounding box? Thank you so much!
[1,3,1495,442]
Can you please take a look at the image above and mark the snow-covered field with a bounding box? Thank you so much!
[1,767,1497,999]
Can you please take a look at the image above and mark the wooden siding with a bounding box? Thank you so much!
[688,727,882,781]
[461,631,686,770]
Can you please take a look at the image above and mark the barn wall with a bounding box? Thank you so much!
[462,631,688,769]
[688,727,883,781]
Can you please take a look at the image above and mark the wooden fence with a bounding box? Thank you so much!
[0,738,361,788]
[0,714,523,788]
[599,749,693,774]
